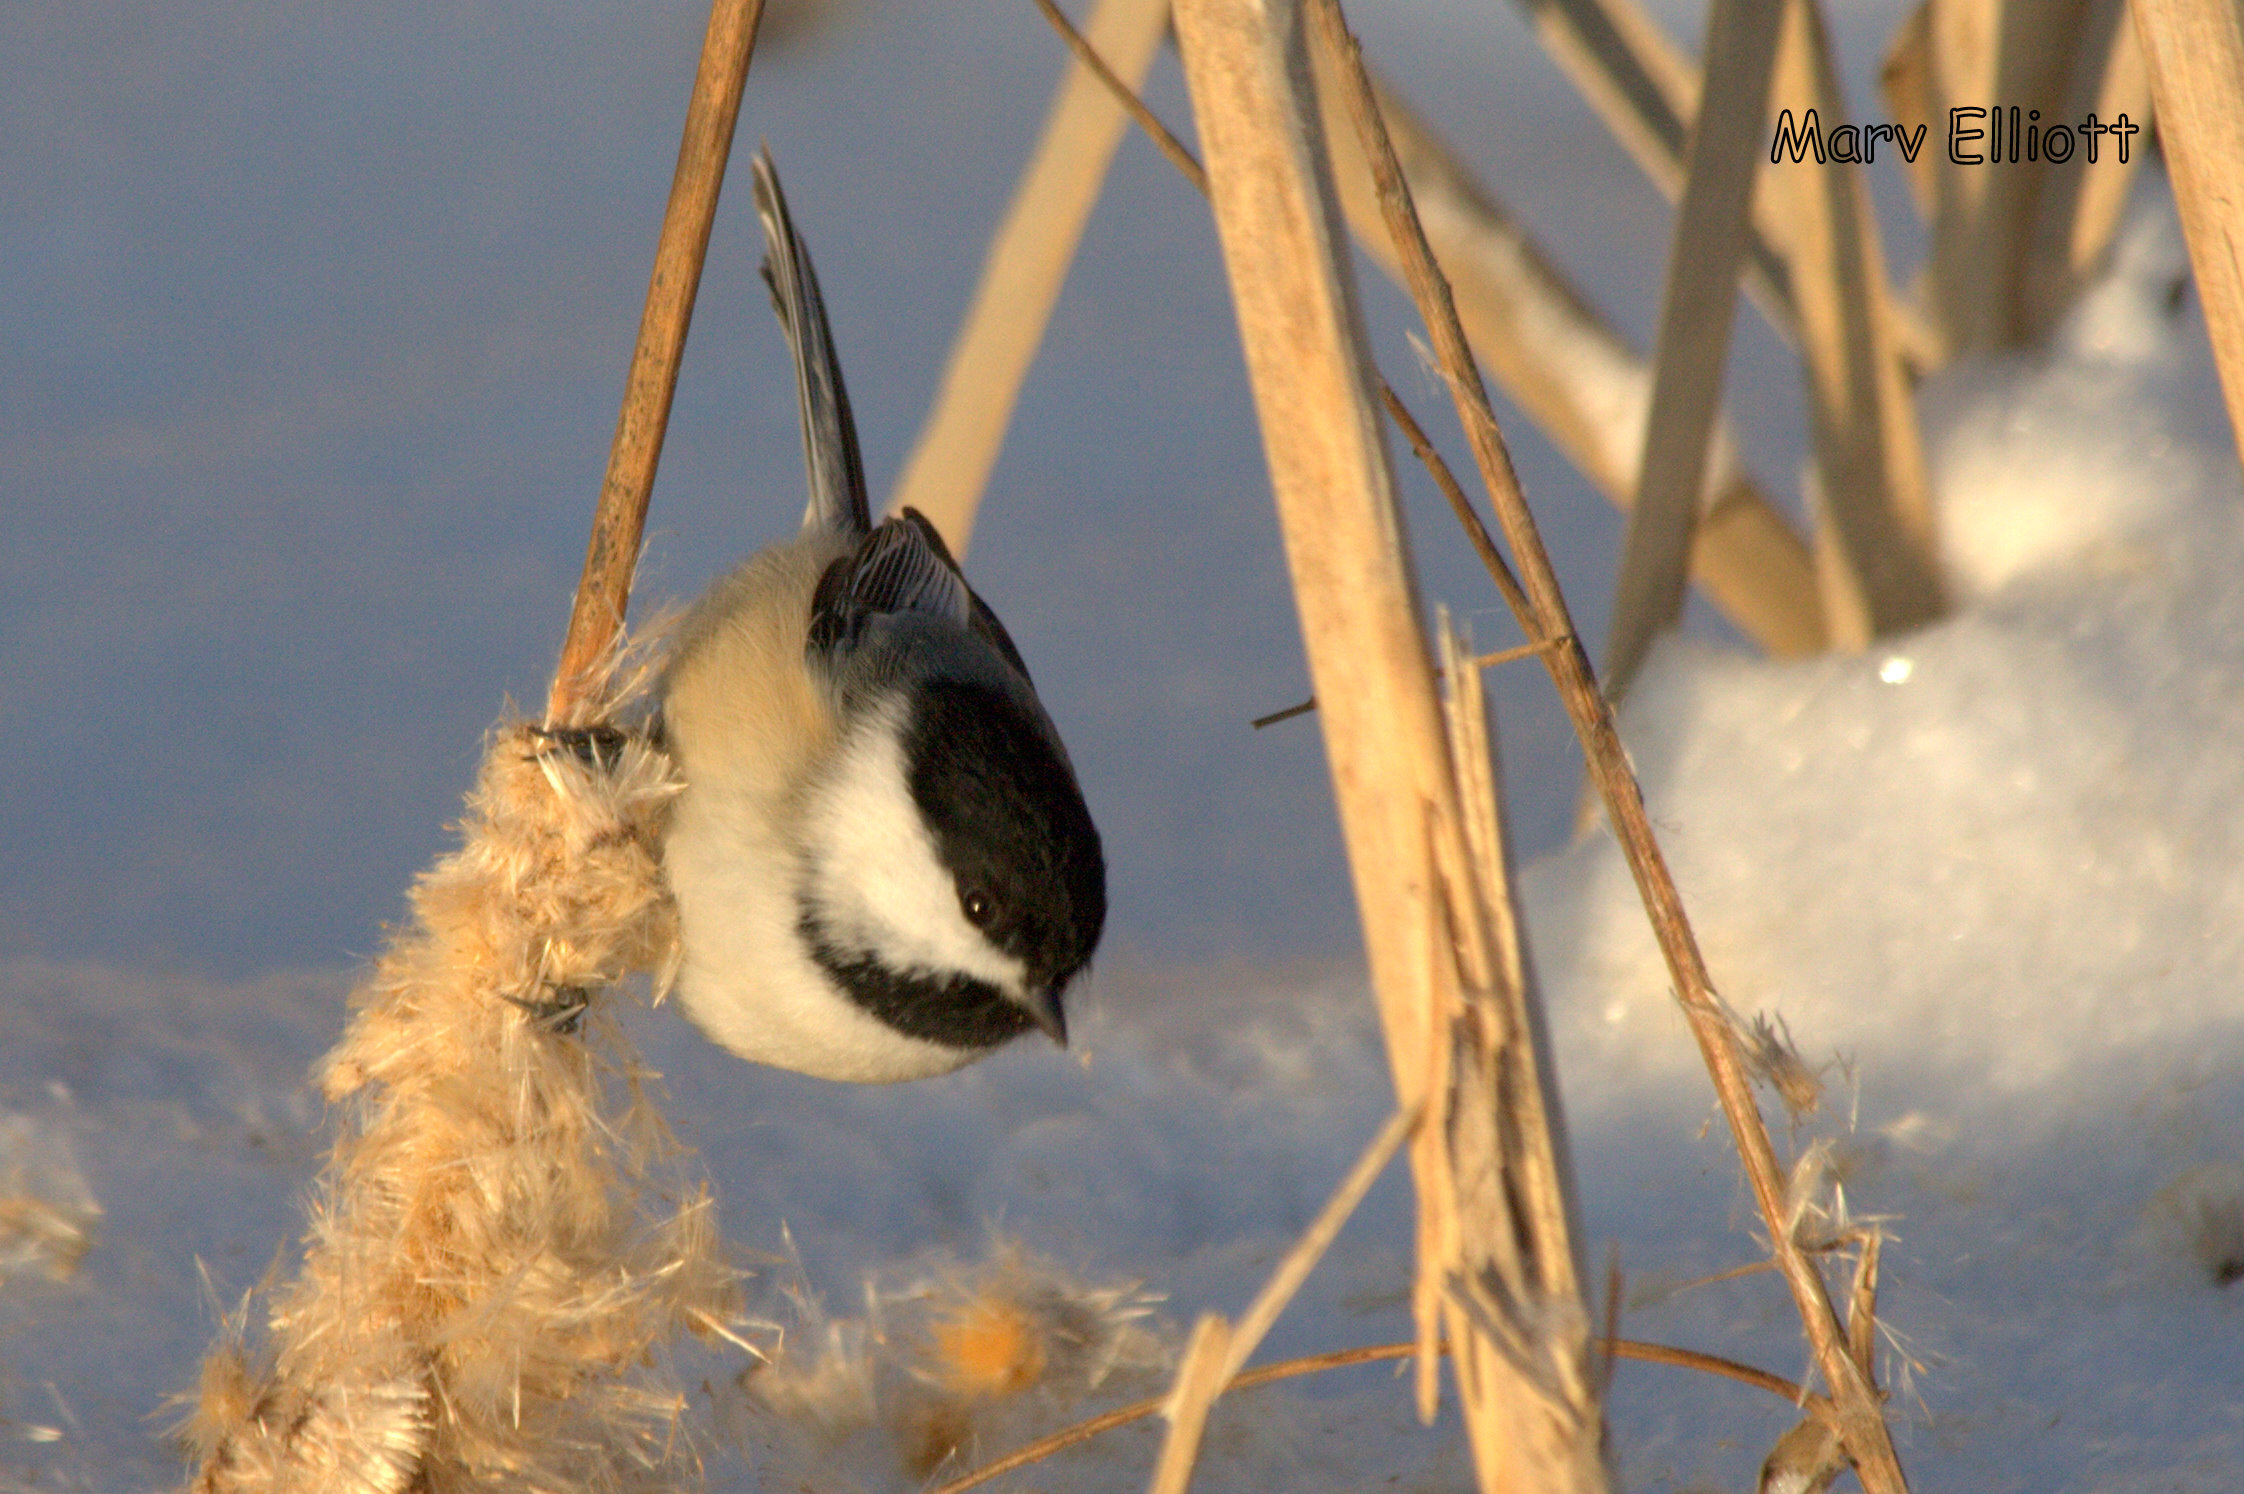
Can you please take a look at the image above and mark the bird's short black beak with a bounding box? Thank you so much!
[1021,986,1068,1047]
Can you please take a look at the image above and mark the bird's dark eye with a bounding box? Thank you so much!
[960,887,997,929]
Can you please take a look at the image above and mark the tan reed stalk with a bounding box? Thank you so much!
[1874,0,1945,238]
[1763,0,1943,650]
[2132,0,2244,456]
[1030,0,1826,656]
[1302,49,1828,657]
[887,0,1171,555]
[1505,0,1801,346]
[1168,0,1453,1412]
[1602,0,1787,701]
[549,0,767,725]
[181,675,740,1493]
[1886,0,2153,348]
[1168,2,1610,1488]
[1303,1,1913,1486]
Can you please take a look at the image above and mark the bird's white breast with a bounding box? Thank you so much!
[659,536,978,1082]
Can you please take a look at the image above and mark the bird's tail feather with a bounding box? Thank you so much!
[752,147,870,538]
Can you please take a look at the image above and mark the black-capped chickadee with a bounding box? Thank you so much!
[656,149,1105,1083]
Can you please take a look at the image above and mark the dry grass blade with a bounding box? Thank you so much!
[548,0,767,725]
[1032,0,1209,195]
[1141,1106,1417,1491]
[1601,0,1785,701]
[1302,1,1911,1487]
[930,1342,1421,1494]
[888,0,1171,555]
[2133,0,2244,456]
[1145,1315,1232,1494]
[1380,384,1536,630]
[1220,1104,1420,1384]
[933,1334,1816,1494]
[1252,641,1561,731]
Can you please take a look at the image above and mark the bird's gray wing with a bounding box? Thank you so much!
[752,147,869,539]
[809,509,1034,685]
[809,511,968,655]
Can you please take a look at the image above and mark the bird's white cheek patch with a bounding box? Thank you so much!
[803,717,1025,993]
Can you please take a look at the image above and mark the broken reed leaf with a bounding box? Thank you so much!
[1846,1227,1882,1377]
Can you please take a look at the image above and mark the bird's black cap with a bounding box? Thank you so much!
[907,676,1106,1009]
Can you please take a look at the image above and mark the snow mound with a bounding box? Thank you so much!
[1533,195,2244,1113]
[1523,190,2244,1490]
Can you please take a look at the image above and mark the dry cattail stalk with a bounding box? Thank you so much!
[1167,1,1609,1489]
[180,679,742,1494]
[887,0,1172,556]
[549,0,767,725]
[1303,0,1913,1486]
[186,0,765,1480]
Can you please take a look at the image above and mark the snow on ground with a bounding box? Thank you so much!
[5,192,2244,1494]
